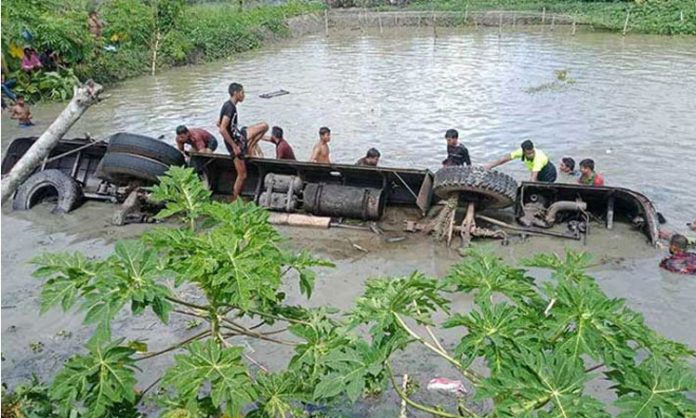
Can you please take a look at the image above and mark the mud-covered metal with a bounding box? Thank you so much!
[517,182,660,245]
[303,183,384,220]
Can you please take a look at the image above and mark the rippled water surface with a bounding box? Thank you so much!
[2,27,696,406]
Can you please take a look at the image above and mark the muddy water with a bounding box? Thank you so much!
[2,27,696,414]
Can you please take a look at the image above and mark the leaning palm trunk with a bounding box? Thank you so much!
[1,80,103,204]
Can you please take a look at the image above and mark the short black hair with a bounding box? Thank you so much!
[366,148,381,158]
[271,126,283,139]
[319,127,330,136]
[521,140,534,151]
[445,129,458,139]
[228,82,243,96]
[579,159,595,171]
[670,234,688,251]
[16,95,24,100]
[562,157,575,171]
[175,125,188,135]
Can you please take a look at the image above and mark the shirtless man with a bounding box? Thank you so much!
[310,126,331,164]
[10,95,33,126]
[218,82,269,201]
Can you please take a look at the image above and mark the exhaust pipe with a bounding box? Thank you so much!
[544,201,587,225]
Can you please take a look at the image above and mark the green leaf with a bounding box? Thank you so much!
[348,272,448,348]
[149,167,211,226]
[445,248,541,308]
[444,300,531,372]
[248,371,308,418]
[612,357,696,418]
[50,339,138,418]
[479,348,609,418]
[161,340,255,417]
[313,340,387,402]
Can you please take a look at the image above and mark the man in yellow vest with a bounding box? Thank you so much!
[484,140,557,183]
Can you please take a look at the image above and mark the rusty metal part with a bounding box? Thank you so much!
[476,214,581,240]
[544,200,587,224]
[517,182,660,245]
[303,183,384,220]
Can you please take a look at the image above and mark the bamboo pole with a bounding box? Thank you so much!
[622,10,630,36]
[498,12,503,36]
[542,7,546,24]
[550,14,555,31]
[572,15,576,36]
[324,9,329,36]
[378,12,383,33]
[1,81,103,203]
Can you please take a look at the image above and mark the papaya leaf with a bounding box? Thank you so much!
[445,249,540,307]
[247,371,309,418]
[313,340,387,402]
[348,272,448,348]
[161,340,255,417]
[479,349,609,417]
[50,338,138,418]
[611,357,696,418]
[444,300,531,372]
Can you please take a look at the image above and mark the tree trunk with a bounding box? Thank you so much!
[1,80,103,204]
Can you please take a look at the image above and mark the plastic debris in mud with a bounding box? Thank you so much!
[426,377,468,396]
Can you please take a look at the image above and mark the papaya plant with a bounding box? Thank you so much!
[10,167,696,417]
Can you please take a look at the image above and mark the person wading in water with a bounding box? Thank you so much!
[310,126,331,164]
[485,139,557,182]
[218,82,269,201]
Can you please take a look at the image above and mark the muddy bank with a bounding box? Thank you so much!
[2,203,694,393]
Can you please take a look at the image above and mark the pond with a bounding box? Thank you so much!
[2,26,695,414]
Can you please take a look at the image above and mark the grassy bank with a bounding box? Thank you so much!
[398,0,696,35]
[1,0,322,102]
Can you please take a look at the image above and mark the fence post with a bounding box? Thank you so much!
[324,9,329,36]
[550,14,555,31]
[378,12,383,33]
[464,4,468,23]
[542,7,546,24]
[498,12,503,36]
[680,10,684,23]
[572,15,576,36]
[513,11,516,27]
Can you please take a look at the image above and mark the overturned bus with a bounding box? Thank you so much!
[1,134,660,246]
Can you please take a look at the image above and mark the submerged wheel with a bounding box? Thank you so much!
[12,169,83,213]
[96,152,170,186]
[107,132,185,167]
[433,166,518,209]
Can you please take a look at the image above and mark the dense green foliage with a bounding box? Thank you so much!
[403,0,696,35]
[1,0,322,102]
[2,167,695,417]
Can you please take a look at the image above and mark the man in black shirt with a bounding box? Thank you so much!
[218,82,268,201]
[442,129,471,166]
